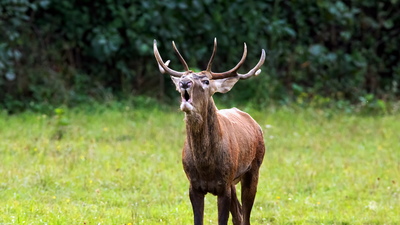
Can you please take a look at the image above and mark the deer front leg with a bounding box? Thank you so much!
[189,186,205,225]
[217,186,232,225]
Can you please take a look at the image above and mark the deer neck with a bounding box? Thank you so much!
[185,97,222,161]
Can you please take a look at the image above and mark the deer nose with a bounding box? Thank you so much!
[180,80,192,89]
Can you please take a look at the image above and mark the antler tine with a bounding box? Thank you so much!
[157,60,170,74]
[172,41,189,71]
[210,42,248,79]
[236,49,266,80]
[211,44,265,80]
[206,38,217,72]
[153,40,185,77]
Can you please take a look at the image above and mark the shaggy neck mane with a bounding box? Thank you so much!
[185,98,222,163]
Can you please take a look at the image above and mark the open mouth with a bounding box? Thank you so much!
[180,89,193,112]
[182,90,192,103]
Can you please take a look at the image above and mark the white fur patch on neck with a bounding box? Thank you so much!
[181,102,194,112]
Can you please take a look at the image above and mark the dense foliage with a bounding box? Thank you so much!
[1,0,399,112]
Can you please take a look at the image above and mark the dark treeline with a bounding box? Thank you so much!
[1,0,399,112]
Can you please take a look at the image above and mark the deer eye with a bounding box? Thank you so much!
[203,80,209,85]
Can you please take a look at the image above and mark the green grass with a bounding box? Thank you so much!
[0,105,399,224]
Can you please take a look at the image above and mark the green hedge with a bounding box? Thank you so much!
[1,0,399,112]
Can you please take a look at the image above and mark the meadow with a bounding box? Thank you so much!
[0,103,399,224]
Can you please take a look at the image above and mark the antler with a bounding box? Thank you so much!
[153,40,185,77]
[206,38,217,72]
[172,41,189,71]
[207,38,266,80]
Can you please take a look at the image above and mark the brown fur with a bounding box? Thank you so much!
[172,72,265,225]
[153,39,266,225]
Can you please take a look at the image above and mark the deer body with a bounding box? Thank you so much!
[154,39,266,225]
[183,105,264,192]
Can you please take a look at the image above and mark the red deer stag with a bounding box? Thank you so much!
[153,38,265,225]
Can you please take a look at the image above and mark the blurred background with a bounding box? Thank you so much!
[1,0,399,112]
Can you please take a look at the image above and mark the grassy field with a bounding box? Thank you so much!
[0,104,399,224]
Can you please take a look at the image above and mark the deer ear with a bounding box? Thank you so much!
[211,77,240,94]
[170,76,180,91]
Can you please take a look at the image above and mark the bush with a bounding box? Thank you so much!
[1,0,399,112]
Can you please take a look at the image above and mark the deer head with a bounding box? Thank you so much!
[153,38,265,114]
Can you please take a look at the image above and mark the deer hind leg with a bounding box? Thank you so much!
[240,167,260,225]
[240,160,262,225]
[229,184,242,225]
[241,137,265,225]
